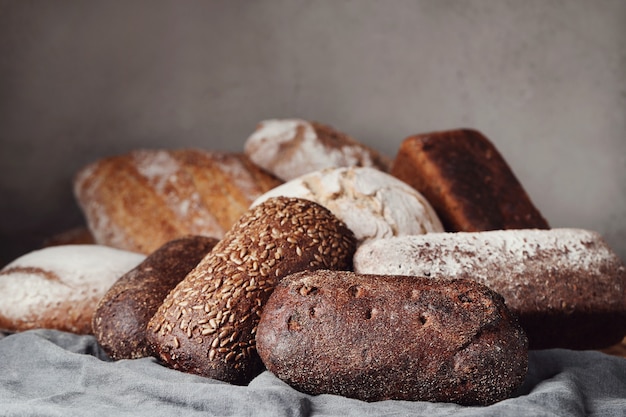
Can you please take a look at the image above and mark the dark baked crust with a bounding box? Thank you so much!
[92,236,218,359]
[146,197,356,385]
[391,129,549,232]
[257,270,528,406]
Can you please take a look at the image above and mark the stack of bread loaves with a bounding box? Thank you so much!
[0,119,624,406]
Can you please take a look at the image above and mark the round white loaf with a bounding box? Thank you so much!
[244,119,392,181]
[252,167,444,243]
[0,245,145,334]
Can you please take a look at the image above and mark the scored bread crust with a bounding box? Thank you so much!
[73,149,282,254]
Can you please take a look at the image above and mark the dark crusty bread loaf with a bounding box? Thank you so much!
[256,270,528,405]
[73,149,282,254]
[391,129,549,232]
[354,229,626,350]
[92,236,218,360]
[146,197,356,385]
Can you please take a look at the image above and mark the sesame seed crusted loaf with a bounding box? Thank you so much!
[391,129,549,232]
[244,119,392,181]
[0,245,145,334]
[252,167,444,244]
[146,197,357,385]
[353,229,626,350]
[256,270,528,405]
[92,236,218,360]
[73,149,282,254]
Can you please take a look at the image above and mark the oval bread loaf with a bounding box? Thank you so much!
[252,166,444,243]
[73,149,282,254]
[244,119,392,181]
[0,245,145,334]
[146,197,357,385]
[93,235,218,360]
[353,229,626,350]
[256,270,528,406]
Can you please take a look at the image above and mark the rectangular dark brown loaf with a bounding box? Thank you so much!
[391,129,549,232]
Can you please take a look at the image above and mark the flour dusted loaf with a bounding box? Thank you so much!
[257,270,528,405]
[93,236,218,360]
[244,119,392,181]
[0,245,145,334]
[354,229,626,349]
[252,167,444,243]
[391,129,549,232]
[146,197,356,384]
[73,149,282,254]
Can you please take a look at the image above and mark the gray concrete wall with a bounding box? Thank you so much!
[1,0,625,264]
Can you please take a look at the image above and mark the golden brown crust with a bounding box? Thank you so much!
[92,236,218,360]
[257,270,528,405]
[73,149,282,254]
[146,197,356,385]
[391,129,549,232]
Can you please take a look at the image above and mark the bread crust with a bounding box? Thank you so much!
[391,129,549,232]
[92,236,218,359]
[73,149,282,254]
[146,197,356,384]
[257,270,528,405]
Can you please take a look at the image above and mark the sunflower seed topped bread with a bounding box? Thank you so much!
[93,235,218,360]
[244,119,392,181]
[391,129,549,232]
[0,245,145,334]
[252,167,444,244]
[146,197,357,385]
[73,149,282,254]
[256,270,528,405]
[353,229,626,349]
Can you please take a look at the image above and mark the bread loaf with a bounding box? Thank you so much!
[146,197,356,384]
[353,229,626,349]
[73,149,282,254]
[256,270,528,405]
[252,167,444,243]
[391,129,549,232]
[92,236,218,360]
[244,119,392,181]
[0,245,145,334]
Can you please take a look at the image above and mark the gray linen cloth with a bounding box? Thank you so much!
[1,329,625,417]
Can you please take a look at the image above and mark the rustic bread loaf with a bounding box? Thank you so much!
[42,226,95,247]
[146,197,356,385]
[391,129,549,232]
[353,229,626,350]
[252,167,444,243]
[0,245,145,334]
[256,270,528,405]
[73,149,282,254]
[244,119,392,181]
[92,235,218,360]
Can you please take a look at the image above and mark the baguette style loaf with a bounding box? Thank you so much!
[0,245,145,334]
[391,129,549,232]
[92,236,218,359]
[353,229,626,349]
[146,197,356,384]
[257,270,528,405]
[73,149,282,254]
[252,167,444,243]
[244,119,392,181]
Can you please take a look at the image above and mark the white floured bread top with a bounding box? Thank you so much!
[353,228,626,312]
[244,119,392,181]
[252,167,444,243]
[0,245,145,334]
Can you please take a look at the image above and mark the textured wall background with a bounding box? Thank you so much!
[1,0,625,265]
